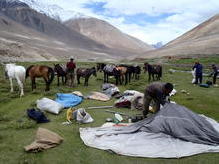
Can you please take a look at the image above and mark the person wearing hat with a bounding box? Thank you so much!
[209,64,218,86]
[142,82,174,118]
[66,58,76,87]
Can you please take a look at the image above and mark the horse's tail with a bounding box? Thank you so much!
[48,67,55,84]
[26,65,34,78]
[159,66,162,78]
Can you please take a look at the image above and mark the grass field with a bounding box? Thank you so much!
[0,59,218,164]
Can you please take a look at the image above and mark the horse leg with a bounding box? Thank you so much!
[61,76,64,85]
[129,73,131,83]
[125,73,128,85]
[57,76,60,86]
[43,77,50,91]
[104,72,106,83]
[16,76,24,97]
[31,77,36,90]
[77,75,80,84]
[106,74,109,83]
[115,76,118,85]
[148,73,151,82]
[85,77,88,86]
[9,78,13,92]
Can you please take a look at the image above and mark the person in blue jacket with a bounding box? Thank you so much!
[192,61,203,84]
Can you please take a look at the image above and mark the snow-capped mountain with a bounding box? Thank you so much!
[19,0,88,21]
[151,42,163,49]
[0,0,29,9]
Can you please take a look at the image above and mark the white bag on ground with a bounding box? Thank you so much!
[73,108,93,123]
[37,98,63,114]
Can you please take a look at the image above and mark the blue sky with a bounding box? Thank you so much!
[83,1,176,25]
[24,0,219,44]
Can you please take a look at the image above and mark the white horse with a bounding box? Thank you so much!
[4,63,26,97]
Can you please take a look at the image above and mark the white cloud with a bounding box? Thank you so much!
[29,0,219,44]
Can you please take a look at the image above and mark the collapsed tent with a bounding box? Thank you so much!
[102,83,120,98]
[55,93,83,108]
[80,103,219,158]
[86,92,110,101]
[114,90,144,110]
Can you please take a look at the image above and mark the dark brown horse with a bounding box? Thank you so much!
[26,65,54,91]
[54,64,67,86]
[76,67,97,86]
[144,63,162,81]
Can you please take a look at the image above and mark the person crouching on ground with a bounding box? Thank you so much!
[66,58,76,87]
[142,82,174,118]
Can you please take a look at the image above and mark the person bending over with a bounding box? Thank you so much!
[143,82,174,117]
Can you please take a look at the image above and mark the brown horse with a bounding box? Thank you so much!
[26,65,54,91]
[116,66,128,85]
[144,63,162,81]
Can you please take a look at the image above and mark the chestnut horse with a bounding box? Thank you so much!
[115,66,128,85]
[26,65,54,91]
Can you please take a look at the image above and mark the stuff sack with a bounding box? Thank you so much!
[37,98,63,114]
[27,108,50,123]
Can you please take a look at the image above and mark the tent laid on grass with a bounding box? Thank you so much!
[80,103,219,158]
[55,93,83,108]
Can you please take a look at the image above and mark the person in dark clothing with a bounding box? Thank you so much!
[66,58,76,87]
[209,64,218,85]
[192,62,203,84]
[142,82,174,118]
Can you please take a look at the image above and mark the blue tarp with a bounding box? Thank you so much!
[55,93,83,108]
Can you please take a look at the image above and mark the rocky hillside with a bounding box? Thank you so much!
[139,14,219,59]
[65,18,154,54]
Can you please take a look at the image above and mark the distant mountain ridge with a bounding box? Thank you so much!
[138,14,219,59]
[19,0,88,21]
[65,18,154,54]
[0,0,154,61]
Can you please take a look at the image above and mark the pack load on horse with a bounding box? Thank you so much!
[76,67,97,86]
[143,63,162,81]
[103,64,121,85]
[4,63,26,97]
[26,65,54,91]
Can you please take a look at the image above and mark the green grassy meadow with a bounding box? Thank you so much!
[0,59,218,164]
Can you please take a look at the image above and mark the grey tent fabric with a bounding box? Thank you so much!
[95,103,219,145]
[80,103,219,158]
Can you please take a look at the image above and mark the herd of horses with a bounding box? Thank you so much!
[2,62,162,97]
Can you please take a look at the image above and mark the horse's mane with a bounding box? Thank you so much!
[26,65,34,78]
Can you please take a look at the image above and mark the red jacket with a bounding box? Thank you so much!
[66,62,76,71]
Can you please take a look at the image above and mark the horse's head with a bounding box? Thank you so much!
[92,67,97,77]
[96,63,101,72]
[143,63,149,72]
[54,64,59,71]
[4,63,16,79]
